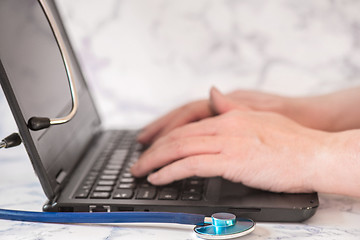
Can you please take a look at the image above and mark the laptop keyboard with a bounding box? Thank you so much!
[74,130,205,201]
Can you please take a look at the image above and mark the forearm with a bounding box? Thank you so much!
[312,129,360,197]
[292,87,360,132]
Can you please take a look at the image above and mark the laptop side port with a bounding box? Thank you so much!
[58,206,74,212]
[116,207,134,211]
[89,205,111,212]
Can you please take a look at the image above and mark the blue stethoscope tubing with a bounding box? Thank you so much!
[0,208,255,239]
[0,208,205,225]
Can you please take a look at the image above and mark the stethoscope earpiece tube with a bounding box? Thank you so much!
[0,133,22,149]
[28,0,79,131]
[28,117,51,131]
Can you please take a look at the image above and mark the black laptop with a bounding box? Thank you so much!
[0,0,318,222]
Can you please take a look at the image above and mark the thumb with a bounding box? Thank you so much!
[209,87,249,114]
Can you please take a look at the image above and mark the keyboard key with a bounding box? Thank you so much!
[105,164,122,170]
[111,149,128,159]
[117,140,132,149]
[118,183,136,189]
[186,179,204,186]
[95,186,113,192]
[113,189,134,199]
[121,172,132,178]
[108,160,124,167]
[158,188,178,200]
[90,192,110,199]
[103,169,120,175]
[140,180,152,188]
[84,177,96,184]
[136,188,156,199]
[181,193,202,201]
[100,175,118,180]
[183,186,203,194]
[80,184,92,190]
[120,177,135,183]
[75,189,89,198]
[97,180,116,186]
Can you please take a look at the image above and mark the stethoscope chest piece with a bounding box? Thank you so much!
[194,213,255,239]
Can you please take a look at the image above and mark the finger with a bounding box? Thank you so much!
[210,87,250,114]
[226,89,287,113]
[150,100,213,143]
[137,100,211,144]
[149,117,219,150]
[131,136,223,177]
[226,89,270,102]
[137,109,181,144]
[147,154,225,185]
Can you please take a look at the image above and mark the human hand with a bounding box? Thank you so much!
[131,92,334,193]
[132,109,331,193]
[137,87,336,145]
[132,87,360,196]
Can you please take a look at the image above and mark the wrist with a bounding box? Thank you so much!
[291,88,360,132]
[286,96,336,131]
[311,130,360,197]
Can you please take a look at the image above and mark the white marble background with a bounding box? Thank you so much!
[1,0,360,131]
[1,0,360,239]
[56,0,360,129]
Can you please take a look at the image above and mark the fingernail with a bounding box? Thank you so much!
[136,132,146,143]
[130,162,139,173]
[147,172,158,184]
[210,86,222,95]
[131,162,137,169]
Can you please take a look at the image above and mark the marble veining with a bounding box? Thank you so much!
[1,0,360,239]
[54,0,360,129]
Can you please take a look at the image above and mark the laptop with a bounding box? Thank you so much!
[0,0,318,222]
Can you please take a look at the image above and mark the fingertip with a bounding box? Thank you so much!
[210,86,222,96]
[209,86,228,114]
[210,86,248,114]
[130,162,144,178]
[137,128,156,144]
[130,164,139,177]
[136,132,148,144]
[147,172,171,185]
[147,173,158,184]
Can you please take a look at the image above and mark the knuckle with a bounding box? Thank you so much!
[181,100,207,118]
[156,130,179,148]
[186,157,201,176]
[181,102,197,113]
[217,111,240,126]
[165,131,178,143]
[171,139,186,156]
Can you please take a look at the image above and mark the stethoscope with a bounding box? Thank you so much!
[27,0,79,131]
[0,208,255,239]
[1,1,256,239]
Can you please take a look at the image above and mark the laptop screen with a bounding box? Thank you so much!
[0,0,101,199]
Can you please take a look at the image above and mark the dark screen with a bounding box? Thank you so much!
[0,0,101,198]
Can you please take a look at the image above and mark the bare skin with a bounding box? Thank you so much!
[131,87,360,197]
[137,87,360,144]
